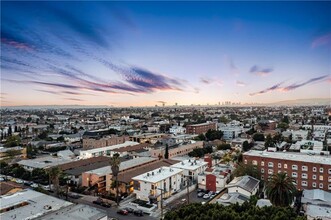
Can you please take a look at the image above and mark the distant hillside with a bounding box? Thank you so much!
[268,98,330,106]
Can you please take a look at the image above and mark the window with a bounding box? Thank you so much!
[292,165,298,170]
[319,176,323,181]
[292,172,297,178]
[261,161,265,166]
[313,167,317,172]
[302,173,308,179]
[301,181,307,186]
[268,162,274,168]
[261,168,265,173]
[312,182,317,188]
[268,169,273,175]
[284,164,287,169]
[319,183,323,189]
[261,176,264,180]
[329,177,331,183]
[302,166,308,171]
[320,167,324,173]
[278,163,281,168]
[244,160,247,164]
[329,184,331,190]
[313,175,316,180]
[252,160,257,165]
[329,169,331,174]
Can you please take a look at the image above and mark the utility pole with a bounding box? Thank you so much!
[157,187,164,219]
[186,177,189,204]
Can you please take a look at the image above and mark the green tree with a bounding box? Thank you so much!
[48,166,62,195]
[265,134,275,148]
[278,122,289,132]
[242,141,253,152]
[164,144,169,159]
[233,162,261,180]
[38,131,48,140]
[266,172,296,207]
[110,154,121,206]
[4,135,21,147]
[253,133,265,141]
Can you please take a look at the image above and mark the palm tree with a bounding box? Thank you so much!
[48,166,62,196]
[266,172,296,207]
[110,154,121,206]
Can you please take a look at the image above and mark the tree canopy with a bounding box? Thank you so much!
[164,201,305,220]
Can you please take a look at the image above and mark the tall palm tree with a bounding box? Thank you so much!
[266,172,296,207]
[48,166,61,196]
[110,154,121,206]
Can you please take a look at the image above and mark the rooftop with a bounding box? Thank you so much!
[35,204,107,220]
[0,189,72,220]
[79,141,139,155]
[216,192,249,206]
[132,166,183,183]
[171,159,208,171]
[244,150,331,165]
[86,157,157,175]
[17,156,75,169]
[226,175,260,193]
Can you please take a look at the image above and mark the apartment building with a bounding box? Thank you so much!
[198,164,232,192]
[170,159,208,182]
[78,141,139,159]
[186,122,217,135]
[243,150,331,191]
[82,135,130,150]
[132,166,184,202]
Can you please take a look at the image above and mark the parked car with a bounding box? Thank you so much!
[197,189,204,193]
[93,199,103,205]
[101,202,111,208]
[0,177,4,182]
[31,183,38,188]
[197,192,205,198]
[68,193,80,199]
[203,194,210,199]
[124,207,134,213]
[133,210,143,216]
[24,181,33,186]
[117,209,129,215]
[15,179,23,184]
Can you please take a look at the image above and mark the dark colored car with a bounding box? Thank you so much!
[93,200,102,205]
[117,209,129,215]
[133,210,143,216]
[197,192,205,198]
[101,202,111,208]
[124,207,134,213]
[197,189,204,193]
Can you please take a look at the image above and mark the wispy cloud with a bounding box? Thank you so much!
[249,82,283,96]
[312,32,331,48]
[250,65,273,76]
[64,98,84,102]
[225,56,240,76]
[200,77,223,86]
[281,75,329,91]
[236,80,247,87]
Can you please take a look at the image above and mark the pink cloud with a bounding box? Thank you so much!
[312,32,331,48]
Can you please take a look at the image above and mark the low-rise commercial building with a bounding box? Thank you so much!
[83,135,130,150]
[150,141,203,159]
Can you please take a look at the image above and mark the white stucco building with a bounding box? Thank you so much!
[132,166,184,202]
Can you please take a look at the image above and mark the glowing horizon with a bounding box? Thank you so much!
[1,1,330,107]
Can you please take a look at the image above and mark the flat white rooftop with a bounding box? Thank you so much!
[86,157,157,175]
[244,150,331,165]
[132,166,183,183]
[171,159,208,171]
[0,189,72,220]
[80,141,139,155]
[36,204,107,220]
[17,156,75,169]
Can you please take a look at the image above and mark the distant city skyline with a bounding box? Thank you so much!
[1,1,330,107]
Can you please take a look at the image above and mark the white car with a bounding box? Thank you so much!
[31,183,38,188]
[0,177,4,182]
[16,179,23,184]
[203,194,210,199]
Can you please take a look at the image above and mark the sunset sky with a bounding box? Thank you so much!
[1,1,330,107]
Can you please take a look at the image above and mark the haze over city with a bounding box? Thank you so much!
[1,1,330,107]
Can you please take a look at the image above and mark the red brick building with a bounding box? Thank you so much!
[243,150,331,192]
[186,122,217,135]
